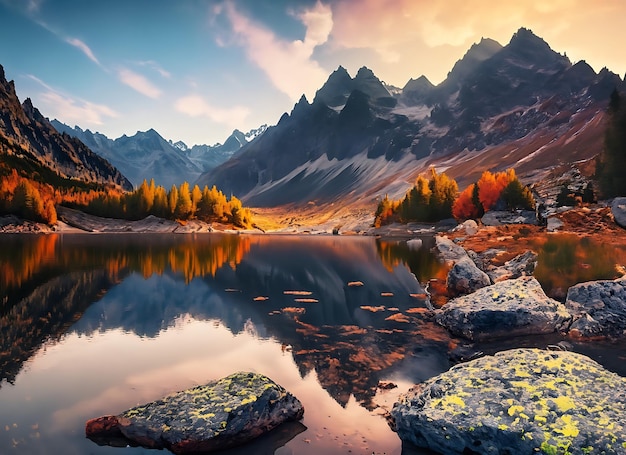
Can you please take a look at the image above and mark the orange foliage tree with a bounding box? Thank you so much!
[452,183,481,220]
[374,169,458,226]
[453,168,535,221]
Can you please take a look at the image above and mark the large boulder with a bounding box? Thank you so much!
[436,277,571,341]
[611,197,626,229]
[565,276,626,338]
[434,236,492,296]
[391,348,626,455]
[447,257,491,297]
[86,372,304,454]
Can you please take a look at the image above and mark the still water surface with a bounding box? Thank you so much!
[2,233,625,455]
[0,233,450,455]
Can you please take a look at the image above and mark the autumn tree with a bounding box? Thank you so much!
[152,185,169,218]
[453,168,535,220]
[12,180,43,221]
[191,184,202,216]
[453,183,481,220]
[374,194,394,227]
[168,185,179,217]
[500,178,535,211]
[374,169,458,225]
[428,168,458,220]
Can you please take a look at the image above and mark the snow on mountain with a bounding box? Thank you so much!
[51,121,201,188]
[197,28,625,208]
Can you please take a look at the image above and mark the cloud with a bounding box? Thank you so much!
[322,0,621,85]
[175,95,249,128]
[26,75,118,126]
[118,68,162,99]
[217,1,332,101]
[65,37,101,65]
[137,60,171,79]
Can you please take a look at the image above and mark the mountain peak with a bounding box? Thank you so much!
[508,27,550,50]
[314,66,354,107]
[355,66,376,80]
[403,75,434,92]
[444,37,502,86]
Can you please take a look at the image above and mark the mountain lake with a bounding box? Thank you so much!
[1,233,625,455]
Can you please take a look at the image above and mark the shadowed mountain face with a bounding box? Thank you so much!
[0,65,132,190]
[197,28,625,207]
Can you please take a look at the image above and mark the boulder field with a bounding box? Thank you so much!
[392,348,626,455]
[85,372,304,454]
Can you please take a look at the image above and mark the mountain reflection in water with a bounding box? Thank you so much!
[0,233,449,455]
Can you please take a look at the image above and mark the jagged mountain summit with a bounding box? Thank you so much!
[0,65,132,190]
[51,122,203,188]
[53,122,268,188]
[183,125,268,172]
[197,28,625,208]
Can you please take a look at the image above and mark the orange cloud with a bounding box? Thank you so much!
[327,0,626,85]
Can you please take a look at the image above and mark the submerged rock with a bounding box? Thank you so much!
[436,276,571,341]
[86,372,304,454]
[391,348,626,455]
[566,276,626,338]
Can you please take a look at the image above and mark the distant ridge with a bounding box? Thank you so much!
[53,122,268,188]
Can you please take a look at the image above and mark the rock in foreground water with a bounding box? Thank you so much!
[86,372,304,454]
[391,348,626,455]
[436,276,571,341]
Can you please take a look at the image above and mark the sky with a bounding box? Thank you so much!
[0,0,625,146]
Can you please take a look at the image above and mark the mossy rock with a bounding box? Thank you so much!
[391,348,626,454]
[86,372,304,454]
[436,276,571,341]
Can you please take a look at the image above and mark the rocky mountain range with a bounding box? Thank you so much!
[197,28,625,208]
[0,65,132,191]
[52,121,267,188]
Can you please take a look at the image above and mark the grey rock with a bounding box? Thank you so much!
[481,210,537,226]
[434,236,468,265]
[436,276,571,341]
[486,250,538,283]
[565,276,626,338]
[391,348,626,455]
[611,197,626,229]
[546,216,563,232]
[85,372,304,454]
[453,219,479,235]
[447,257,491,296]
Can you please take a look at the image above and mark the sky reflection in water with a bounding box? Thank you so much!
[0,233,449,455]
